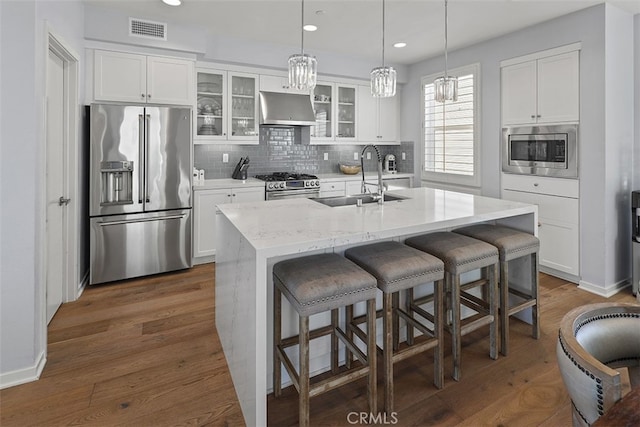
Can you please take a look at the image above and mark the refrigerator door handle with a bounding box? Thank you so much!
[138,114,145,204]
[145,114,151,203]
[97,214,186,227]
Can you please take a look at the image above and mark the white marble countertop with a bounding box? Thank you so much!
[193,177,265,190]
[217,187,537,256]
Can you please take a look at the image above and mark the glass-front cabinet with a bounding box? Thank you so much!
[311,83,334,142]
[336,85,357,141]
[229,73,258,140]
[196,70,226,140]
[310,83,357,143]
[195,68,258,144]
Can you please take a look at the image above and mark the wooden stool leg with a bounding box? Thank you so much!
[500,260,510,356]
[383,292,393,414]
[299,315,310,427]
[532,253,540,340]
[345,304,353,369]
[489,264,498,360]
[451,273,462,381]
[273,285,282,397]
[392,291,400,351]
[331,308,339,373]
[406,288,415,345]
[367,298,378,416]
[433,279,444,389]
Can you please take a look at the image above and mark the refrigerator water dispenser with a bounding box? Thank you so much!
[101,161,133,205]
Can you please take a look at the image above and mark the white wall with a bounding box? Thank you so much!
[402,4,637,295]
[401,5,606,199]
[603,4,634,289]
[0,0,85,388]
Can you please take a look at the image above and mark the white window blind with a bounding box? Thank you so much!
[421,63,480,187]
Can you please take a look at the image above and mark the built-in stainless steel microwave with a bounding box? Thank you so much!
[502,124,578,178]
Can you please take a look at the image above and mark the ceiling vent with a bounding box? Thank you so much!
[129,18,167,41]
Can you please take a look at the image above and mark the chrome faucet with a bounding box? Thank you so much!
[360,144,384,204]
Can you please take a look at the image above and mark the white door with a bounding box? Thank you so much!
[46,49,66,323]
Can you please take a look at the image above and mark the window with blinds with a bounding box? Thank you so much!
[421,64,480,187]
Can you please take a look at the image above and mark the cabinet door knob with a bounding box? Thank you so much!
[147,94,151,99]
[533,183,539,187]
[141,94,146,98]
[537,114,541,118]
[530,114,535,119]
[538,222,542,227]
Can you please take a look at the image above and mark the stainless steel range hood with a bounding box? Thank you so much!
[259,91,316,126]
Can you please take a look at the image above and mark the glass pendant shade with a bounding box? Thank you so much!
[434,76,458,102]
[288,53,317,91]
[371,66,397,97]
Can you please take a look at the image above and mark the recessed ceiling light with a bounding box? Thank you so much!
[162,0,181,6]
[303,24,317,32]
[393,42,407,48]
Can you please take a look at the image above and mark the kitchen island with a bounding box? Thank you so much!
[215,187,537,426]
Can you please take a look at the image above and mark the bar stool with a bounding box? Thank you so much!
[453,224,540,356]
[273,253,378,427]
[344,241,445,414]
[405,231,499,381]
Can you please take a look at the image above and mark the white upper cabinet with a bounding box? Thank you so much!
[195,69,259,144]
[310,82,335,142]
[357,85,399,143]
[502,50,579,125]
[94,50,194,105]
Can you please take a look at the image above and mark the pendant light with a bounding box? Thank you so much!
[288,0,317,91]
[370,0,396,97]
[434,0,458,102]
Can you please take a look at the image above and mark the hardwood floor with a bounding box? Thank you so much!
[0,265,636,426]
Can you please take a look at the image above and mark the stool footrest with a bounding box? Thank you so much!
[460,277,489,292]
[460,291,491,314]
[276,344,300,392]
[335,326,368,366]
[507,298,537,316]
[399,307,435,337]
[280,325,335,348]
[460,313,495,336]
[309,366,370,398]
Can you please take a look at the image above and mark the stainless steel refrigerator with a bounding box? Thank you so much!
[89,104,192,285]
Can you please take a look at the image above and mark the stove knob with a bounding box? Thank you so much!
[304,180,310,187]
[314,180,319,187]
[280,182,286,189]
[267,183,273,190]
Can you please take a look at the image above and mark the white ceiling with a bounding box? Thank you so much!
[86,0,640,65]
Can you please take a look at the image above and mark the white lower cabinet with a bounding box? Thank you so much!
[193,187,264,261]
[502,175,579,278]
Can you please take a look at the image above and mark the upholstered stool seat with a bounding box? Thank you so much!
[273,253,378,427]
[405,231,499,381]
[344,241,445,413]
[453,224,540,355]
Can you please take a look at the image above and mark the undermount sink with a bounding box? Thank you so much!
[311,193,408,207]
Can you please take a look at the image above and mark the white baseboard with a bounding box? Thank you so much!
[0,350,46,390]
[539,266,580,284]
[193,255,215,265]
[578,278,631,298]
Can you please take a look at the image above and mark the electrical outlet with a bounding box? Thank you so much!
[402,152,406,160]
[222,153,229,163]
[366,152,371,160]
[353,152,358,160]
[324,152,329,161]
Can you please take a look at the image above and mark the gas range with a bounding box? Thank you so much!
[254,172,320,200]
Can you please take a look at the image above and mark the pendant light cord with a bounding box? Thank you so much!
[301,0,305,55]
[382,0,386,67]
[444,0,448,79]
